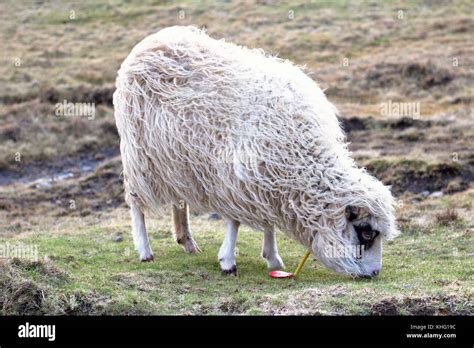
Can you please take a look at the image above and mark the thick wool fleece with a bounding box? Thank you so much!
[113,26,398,254]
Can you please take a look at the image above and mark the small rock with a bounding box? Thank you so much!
[429,191,443,198]
[208,212,221,220]
[113,234,123,242]
[420,190,430,198]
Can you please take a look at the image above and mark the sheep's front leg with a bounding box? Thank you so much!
[262,229,285,270]
[172,202,201,253]
[218,219,240,275]
[130,202,154,262]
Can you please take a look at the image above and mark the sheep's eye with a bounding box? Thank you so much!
[361,230,375,241]
[354,224,379,249]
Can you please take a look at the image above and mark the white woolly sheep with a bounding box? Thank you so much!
[113,26,399,277]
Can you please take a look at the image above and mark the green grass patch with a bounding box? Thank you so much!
[1,217,472,315]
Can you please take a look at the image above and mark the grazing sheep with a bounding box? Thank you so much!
[113,26,399,277]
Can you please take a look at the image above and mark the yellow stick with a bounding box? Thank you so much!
[293,250,311,278]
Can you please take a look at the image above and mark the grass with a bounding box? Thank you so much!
[1,212,472,315]
[435,209,460,226]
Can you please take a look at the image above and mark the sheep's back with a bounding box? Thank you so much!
[113,26,345,232]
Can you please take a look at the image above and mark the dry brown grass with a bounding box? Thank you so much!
[435,208,460,226]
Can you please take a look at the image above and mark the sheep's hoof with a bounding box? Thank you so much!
[265,256,286,270]
[140,254,154,262]
[177,237,202,254]
[221,265,238,276]
[183,239,202,254]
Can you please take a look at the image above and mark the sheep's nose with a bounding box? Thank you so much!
[357,269,381,279]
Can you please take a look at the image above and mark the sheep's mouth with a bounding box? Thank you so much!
[355,274,375,279]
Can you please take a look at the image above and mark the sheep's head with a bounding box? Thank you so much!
[311,178,399,278]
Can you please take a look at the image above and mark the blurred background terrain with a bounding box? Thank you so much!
[0,0,472,315]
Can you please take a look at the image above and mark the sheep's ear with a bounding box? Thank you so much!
[345,205,359,221]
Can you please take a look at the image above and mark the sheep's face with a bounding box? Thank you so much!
[312,205,396,278]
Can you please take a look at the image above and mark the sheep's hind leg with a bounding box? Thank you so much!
[130,202,154,262]
[218,219,240,276]
[172,202,201,253]
[262,229,285,270]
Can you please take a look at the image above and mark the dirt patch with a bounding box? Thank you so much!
[369,295,473,315]
[40,85,115,106]
[383,117,434,131]
[341,117,369,132]
[52,156,125,214]
[364,61,454,90]
[0,155,125,221]
[0,85,115,106]
[217,297,249,314]
[0,123,22,142]
[46,156,125,215]
[340,116,434,133]
[365,159,473,195]
[0,146,118,186]
[0,93,38,105]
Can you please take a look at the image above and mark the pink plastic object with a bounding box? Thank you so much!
[269,270,294,279]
